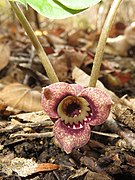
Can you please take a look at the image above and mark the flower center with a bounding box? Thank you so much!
[57,96,90,125]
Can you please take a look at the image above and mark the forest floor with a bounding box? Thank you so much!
[0,18,135,180]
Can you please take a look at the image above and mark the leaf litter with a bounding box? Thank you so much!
[0,7,135,179]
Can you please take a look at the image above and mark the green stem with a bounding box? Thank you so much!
[9,1,59,84]
[89,0,123,87]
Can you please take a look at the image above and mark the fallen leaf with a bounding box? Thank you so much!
[109,22,126,37]
[84,171,111,180]
[72,66,105,89]
[0,43,10,71]
[44,46,55,55]
[106,22,135,56]
[1,153,14,176]
[124,22,135,46]
[0,83,42,112]
[104,73,122,88]
[10,111,50,123]
[67,30,84,46]
[50,55,68,81]
[49,27,65,36]
[113,103,135,130]
[125,154,135,166]
[46,34,66,47]
[68,167,88,179]
[72,67,123,104]
[113,71,131,85]
[63,48,91,68]
[0,99,7,111]
[106,35,129,56]
[35,163,59,173]
[10,158,59,177]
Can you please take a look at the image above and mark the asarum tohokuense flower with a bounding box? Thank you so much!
[41,82,111,154]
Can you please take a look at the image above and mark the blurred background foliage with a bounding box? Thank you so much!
[0,0,135,32]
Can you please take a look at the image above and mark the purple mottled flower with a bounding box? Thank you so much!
[41,82,111,154]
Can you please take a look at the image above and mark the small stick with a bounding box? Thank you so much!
[10,132,53,138]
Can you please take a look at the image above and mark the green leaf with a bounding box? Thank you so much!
[12,0,101,19]
[56,0,102,10]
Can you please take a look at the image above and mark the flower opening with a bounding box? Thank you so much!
[57,95,91,127]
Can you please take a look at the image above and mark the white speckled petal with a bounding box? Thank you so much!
[79,87,112,126]
[41,82,84,118]
[53,119,91,154]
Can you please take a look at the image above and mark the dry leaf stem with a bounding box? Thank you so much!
[89,0,123,87]
[9,1,59,84]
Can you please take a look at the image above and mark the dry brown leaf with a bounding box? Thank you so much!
[125,154,135,167]
[0,64,25,86]
[109,22,126,37]
[0,83,42,112]
[46,34,66,46]
[72,67,135,110]
[50,55,68,81]
[67,30,84,46]
[106,36,130,56]
[2,157,59,177]
[113,103,135,130]
[72,67,122,104]
[0,43,10,70]
[124,22,135,46]
[68,167,88,180]
[72,67,105,89]
[0,153,14,176]
[64,49,87,68]
[130,98,135,110]
[106,22,135,56]
[35,163,59,173]
[11,111,50,123]
[84,171,111,180]
[0,99,7,111]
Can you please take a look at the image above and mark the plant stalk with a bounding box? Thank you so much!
[89,0,123,87]
[9,1,59,84]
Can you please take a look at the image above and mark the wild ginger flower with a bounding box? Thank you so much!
[41,82,111,154]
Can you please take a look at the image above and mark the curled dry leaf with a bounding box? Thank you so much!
[0,83,42,112]
[0,43,10,71]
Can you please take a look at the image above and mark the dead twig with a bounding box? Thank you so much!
[10,132,53,138]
